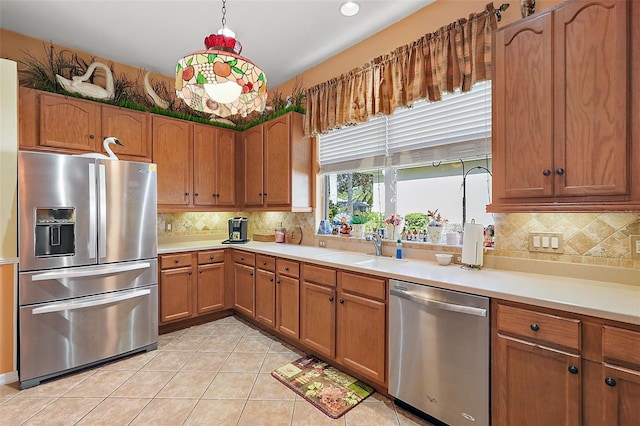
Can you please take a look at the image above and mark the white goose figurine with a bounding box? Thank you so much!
[75,137,123,160]
[56,62,115,100]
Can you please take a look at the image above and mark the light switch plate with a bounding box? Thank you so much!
[631,235,640,259]
[529,232,564,254]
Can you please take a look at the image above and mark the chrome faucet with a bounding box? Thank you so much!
[370,232,383,256]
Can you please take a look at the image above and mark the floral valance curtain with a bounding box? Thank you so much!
[304,3,498,137]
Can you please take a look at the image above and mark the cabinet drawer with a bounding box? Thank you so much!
[603,326,640,368]
[339,272,386,302]
[233,251,255,267]
[277,259,299,278]
[497,304,581,351]
[160,253,193,269]
[197,250,224,265]
[302,264,336,288]
[256,255,276,272]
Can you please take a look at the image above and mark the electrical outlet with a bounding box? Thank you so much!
[165,221,172,232]
[318,240,326,248]
[631,235,640,259]
[529,232,564,253]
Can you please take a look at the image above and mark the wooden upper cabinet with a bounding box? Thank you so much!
[153,116,193,207]
[490,0,638,212]
[215,128,237,207]
[101,106,151,162]
[554,0,629,197]
[264,114,292,207]
[193,124,218,207]
[242,112,311,211]
[243,125,265,208]
[493,12,554,200]
[40,93,101,152]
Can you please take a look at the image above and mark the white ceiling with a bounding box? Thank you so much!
[1,0,435,88]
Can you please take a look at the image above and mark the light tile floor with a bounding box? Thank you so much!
[0,316,435,426]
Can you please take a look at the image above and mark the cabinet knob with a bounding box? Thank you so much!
[270,277,274,282]
[568,365,579,374]
[285,266,289,271]
[185,192,190,196]
[329,296,334,302]
[605,377,617,387]
[530,323,539,332]
[259,192,263,196]
[277,280,281,284]
[89,134,95,139]
[195,192,199,196]
[250,272,254,276]
[210,256,214,260]
[543,169,551,176]
[556,168,565,176]
[199,270,203,274]
[241,257,245,261]
[188,271,192,275]
[175,259,179,263]
[263,262,267,266]
[339,299,345,304]
[264,192,268,196]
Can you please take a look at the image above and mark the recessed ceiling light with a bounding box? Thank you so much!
[340,1,360,17]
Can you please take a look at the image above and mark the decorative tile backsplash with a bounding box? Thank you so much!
[158,211,640,270]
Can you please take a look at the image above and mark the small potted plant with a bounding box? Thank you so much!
[427,210,447,244]
[384,214,403,240]
[350,212,368,238]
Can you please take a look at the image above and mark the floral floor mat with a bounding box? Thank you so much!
[271,355,374,419]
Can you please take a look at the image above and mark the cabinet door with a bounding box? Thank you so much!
[243,125,264,207]
[255,268,276,328]
[336,291,386,384]
[554,0,629,197]
[159,266,194,323]
[493,13,554,199]
[602,364,640,425]
[40,94,101,152]
[197,262,225,314]
[233,263,255,317]
[215,128,237,207]
[493,334,581,426]
[101,106,150,161]
[153,116,192,206]
[193,124,218,207]
[276,274,299,340]
[264,114,291,206]
[300,281,336,358]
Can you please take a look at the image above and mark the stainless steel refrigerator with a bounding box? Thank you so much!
[17,151,158,388]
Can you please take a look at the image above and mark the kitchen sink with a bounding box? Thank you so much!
[354,256,408,267]
[315,252,407,266]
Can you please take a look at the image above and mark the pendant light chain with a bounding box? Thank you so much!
[221,0,227,29]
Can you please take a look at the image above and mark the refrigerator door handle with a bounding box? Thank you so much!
[32,288,151,314]
[88,163,97,259]
[98,163,107,259]
[31,262,151,282]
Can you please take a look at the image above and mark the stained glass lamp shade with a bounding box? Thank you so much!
[176,31,267,117]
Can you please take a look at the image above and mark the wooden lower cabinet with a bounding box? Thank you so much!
[255,266,276,327]
[233,251,256,318]
[300,264,337,358]
[159,250,225,325]
[275,259,300,340]
[493,300,640,425]
[493,334,581,425]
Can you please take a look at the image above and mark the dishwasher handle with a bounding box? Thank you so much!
[390,287,487,317]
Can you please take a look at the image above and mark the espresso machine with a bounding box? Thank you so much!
[223,217,249,244]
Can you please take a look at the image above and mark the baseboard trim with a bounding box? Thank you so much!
[0,371,18,386]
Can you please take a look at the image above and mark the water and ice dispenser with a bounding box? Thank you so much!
[34,208,75,257]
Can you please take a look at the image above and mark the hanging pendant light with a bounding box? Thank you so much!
[175,0,267,117]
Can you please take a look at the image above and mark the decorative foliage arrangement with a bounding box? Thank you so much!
[17,43,306,130]
[427,209,447,226]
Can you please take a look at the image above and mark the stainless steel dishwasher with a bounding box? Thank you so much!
[389,279,490,426]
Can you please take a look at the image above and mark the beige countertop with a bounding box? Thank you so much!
[158,239,640,326]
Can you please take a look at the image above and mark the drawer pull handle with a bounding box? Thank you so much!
[568,365,578,374]
[329,296,334,302]
[530,323,539,332]
[605,377,617,387]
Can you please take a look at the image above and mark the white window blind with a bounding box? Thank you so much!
[319,80,492,172]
